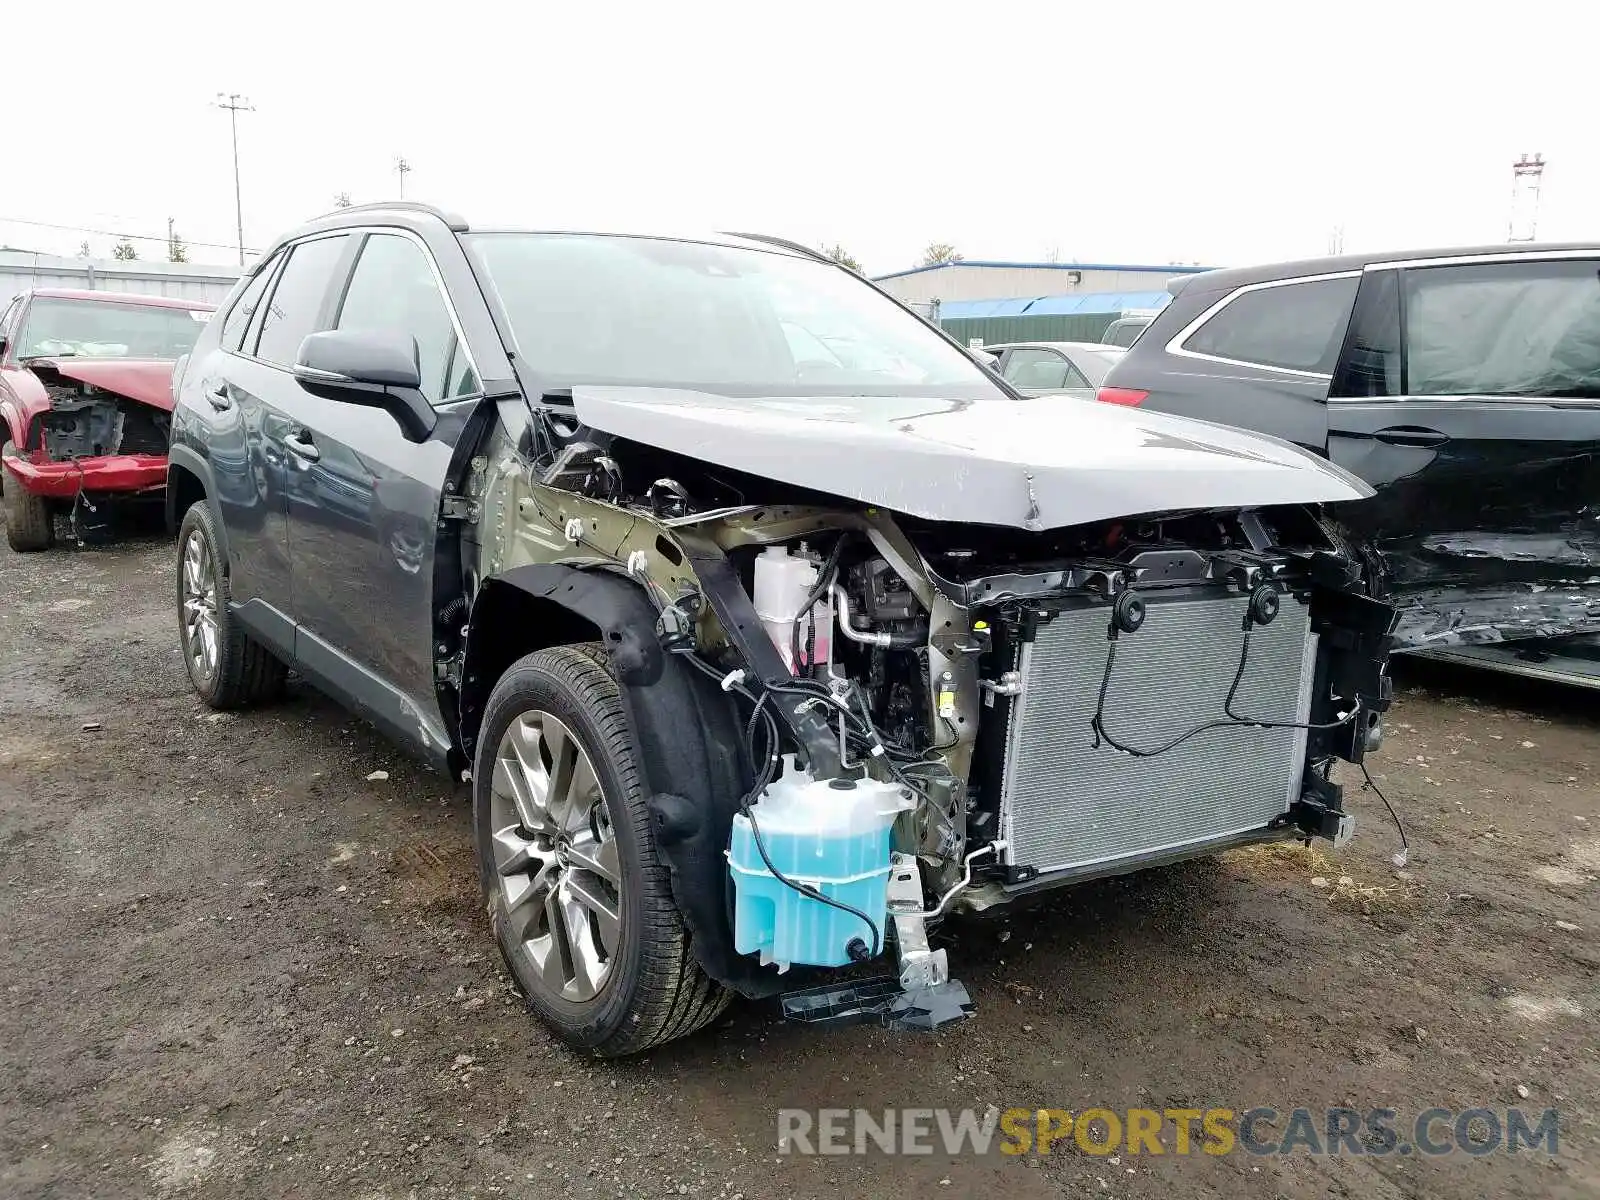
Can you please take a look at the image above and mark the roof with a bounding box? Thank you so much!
[24,287,215,310]
[873,259,1216,282]
[287,205,816,263]
[1176,240,1600,297]
[938,290,1172,320]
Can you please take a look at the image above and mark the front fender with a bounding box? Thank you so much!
[466,564,799,997]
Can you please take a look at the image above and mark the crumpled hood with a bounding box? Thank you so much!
[572,386,1373,529]
[36,358,177,412]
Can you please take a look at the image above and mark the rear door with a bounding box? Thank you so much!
[277,228,482,762]
[1326,253,1600,643]
[198,235,352,655]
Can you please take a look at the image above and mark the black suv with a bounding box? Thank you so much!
[167,204,1394,1055]
[1102,244,1600,649]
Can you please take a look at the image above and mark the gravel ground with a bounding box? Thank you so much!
[1,533,1597,1199]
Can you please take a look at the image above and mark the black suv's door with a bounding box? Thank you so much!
[276,229,482,762]
[1327,255,1600,643]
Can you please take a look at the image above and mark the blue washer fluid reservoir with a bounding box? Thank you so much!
[728,756,911,971]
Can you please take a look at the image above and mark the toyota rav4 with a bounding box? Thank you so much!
[168,203,1397,1055]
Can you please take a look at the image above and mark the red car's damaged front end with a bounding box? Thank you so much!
[0,289,214,550]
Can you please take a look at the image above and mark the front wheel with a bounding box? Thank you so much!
[473,644,729,1056]
[2,441,54,552]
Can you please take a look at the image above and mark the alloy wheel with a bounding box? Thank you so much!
[489,710,623,1003]
[181,529,220,680]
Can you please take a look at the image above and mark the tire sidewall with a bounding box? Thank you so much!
[472,651,652,1048]
[2,440,53,550]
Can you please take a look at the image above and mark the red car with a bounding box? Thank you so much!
[0,288,215,550]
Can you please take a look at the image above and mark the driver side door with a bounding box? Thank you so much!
[277,228,482,764]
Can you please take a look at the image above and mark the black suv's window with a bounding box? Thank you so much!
[254,235,350,367]
[1403,258,1600,398]
[220,253,280,354]
[335,234,471,403]
[1184,276,1358,373]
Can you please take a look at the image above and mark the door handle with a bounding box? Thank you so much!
[1372,426,1449,448]
[285,430,321,463]
[205,383,234,413]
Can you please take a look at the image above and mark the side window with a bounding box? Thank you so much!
[1330,271,1401,398]
[1402,258,1600,398]
[1184,277,1359,373]
[1003,347,1081,390]
[335,233,464,403]
[254,235,350,367]
[1104,318,1150,349]
[220,254,280,354]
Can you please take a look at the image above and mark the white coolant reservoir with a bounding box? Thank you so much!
[728,757,913,970]
[753,545,832,670]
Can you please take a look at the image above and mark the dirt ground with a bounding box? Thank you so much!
[1,532,1596,1200]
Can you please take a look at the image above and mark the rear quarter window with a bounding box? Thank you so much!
[1183,276,1359,373]
[219,255,280,354]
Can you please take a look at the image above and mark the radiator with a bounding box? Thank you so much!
[998,591,1317,875]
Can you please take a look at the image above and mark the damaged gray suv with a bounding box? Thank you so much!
[167,203,1398,1055]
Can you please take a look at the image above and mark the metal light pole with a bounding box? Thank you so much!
[396,156,412,200]
[1508,153,1546,243]
[215,93,254,265]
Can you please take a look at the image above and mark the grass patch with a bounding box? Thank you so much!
[1224,841,1417,915]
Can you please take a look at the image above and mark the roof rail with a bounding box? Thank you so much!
[722,232,831,264]
[318,201,469,233]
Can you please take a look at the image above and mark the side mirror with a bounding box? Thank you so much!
[293,329,436,441]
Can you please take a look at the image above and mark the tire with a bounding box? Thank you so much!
[473,643,730,1056]
[175,500,286,708]
[2,441,54,552]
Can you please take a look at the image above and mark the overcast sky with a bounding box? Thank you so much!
[7,1,1596,275]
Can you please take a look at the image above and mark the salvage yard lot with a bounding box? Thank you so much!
[2,535,1597,1200]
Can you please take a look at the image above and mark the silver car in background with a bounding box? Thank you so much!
[984,340,1126,399]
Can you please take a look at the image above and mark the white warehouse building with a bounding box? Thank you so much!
[0,250,241,310]
[873,260,1210,306]
[872,259,1216,343]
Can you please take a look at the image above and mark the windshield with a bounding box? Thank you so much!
[466,233,1001,397]
[17,297,210,360]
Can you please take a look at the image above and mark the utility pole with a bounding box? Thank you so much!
[396,156,412,199]
[214,92,254,266]
[1508,153,1545,243]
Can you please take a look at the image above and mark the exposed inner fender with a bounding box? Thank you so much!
[479,564,810,998]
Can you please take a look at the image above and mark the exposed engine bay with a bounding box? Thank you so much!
[462,403,1399,1028]
[27,363,170,462]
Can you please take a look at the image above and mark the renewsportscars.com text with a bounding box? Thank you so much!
[776,1106,1560,1158]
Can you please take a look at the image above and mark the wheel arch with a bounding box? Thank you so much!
[165,444,230,564]
[0,400,25,450]
[462,564,789,997]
